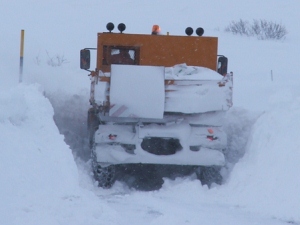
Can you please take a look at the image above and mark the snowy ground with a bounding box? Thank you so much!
[1,0,300,224]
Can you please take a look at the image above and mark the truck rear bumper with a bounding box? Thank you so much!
[93,122,226,167]
[94,143,225,166]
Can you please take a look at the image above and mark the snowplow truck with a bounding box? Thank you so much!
[80,23,232,189]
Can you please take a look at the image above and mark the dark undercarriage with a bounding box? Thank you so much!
[93,163,223,191]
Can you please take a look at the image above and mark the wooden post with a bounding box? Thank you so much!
[19,30,25,83]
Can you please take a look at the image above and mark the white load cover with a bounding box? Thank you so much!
[164,64,232,113]
[109,65,165,119]
[165,80,231,113]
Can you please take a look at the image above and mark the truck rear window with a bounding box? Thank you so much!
[102,46,139,65]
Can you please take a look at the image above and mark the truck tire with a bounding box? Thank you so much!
[196,166,223,187]
[93,164,116,188]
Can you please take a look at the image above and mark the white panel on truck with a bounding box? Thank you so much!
[109,65,165,119]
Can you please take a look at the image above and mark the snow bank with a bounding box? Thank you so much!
[223,86,300,221]
[46,90,91,161]
[0,84,117,225]
[0,84,78,194]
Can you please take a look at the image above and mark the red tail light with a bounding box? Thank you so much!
[207,135,218,141]
[109,134,117,140]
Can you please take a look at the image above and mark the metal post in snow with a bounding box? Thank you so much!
[19,30,25,83]
[271,70,273,82]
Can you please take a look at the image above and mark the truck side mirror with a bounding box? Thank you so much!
[80,49,90,70]
[217,56,228,76]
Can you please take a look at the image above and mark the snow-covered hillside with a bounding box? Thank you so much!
[1,1,300,224]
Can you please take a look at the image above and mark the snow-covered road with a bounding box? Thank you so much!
[1,0,300,224]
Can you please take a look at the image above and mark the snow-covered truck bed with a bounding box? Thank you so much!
[80,23,232,188]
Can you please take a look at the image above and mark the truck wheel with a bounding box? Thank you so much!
[93,165,116,188]
[197,166,223,187]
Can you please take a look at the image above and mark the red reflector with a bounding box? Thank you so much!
[109,134,117,140]
[207,135,218,141]
[207,136,213,141]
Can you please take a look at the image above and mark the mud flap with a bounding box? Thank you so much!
[196,166,223,187]
[116,164,164,191]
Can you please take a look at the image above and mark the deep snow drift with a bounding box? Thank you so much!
[0,84,118,225]
[1,0,300,224]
